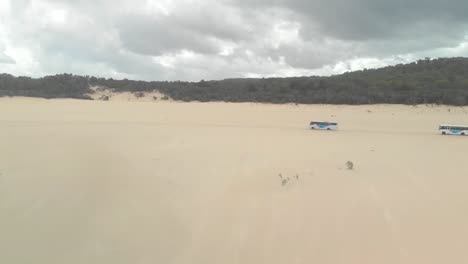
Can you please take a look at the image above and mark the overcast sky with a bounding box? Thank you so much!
[1,0,468,81]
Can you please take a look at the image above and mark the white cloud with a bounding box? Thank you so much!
[45,8,68,25]
[0,0,11,15]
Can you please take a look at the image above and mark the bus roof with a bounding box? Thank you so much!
[310,121,338,125]
[439,125,468,128]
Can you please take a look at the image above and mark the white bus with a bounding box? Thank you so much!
[439,125,468,136]
[309,121,338,130]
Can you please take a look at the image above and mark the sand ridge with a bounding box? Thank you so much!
[87,86,172,102]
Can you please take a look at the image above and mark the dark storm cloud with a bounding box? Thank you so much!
[227,0,468,68]
[234,0,468,40]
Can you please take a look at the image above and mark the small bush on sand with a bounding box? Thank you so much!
[346,161,354,170]
[134,92,145,98]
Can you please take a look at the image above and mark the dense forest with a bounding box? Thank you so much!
[1,57,468,105]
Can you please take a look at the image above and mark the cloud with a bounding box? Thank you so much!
[0,42,15,64]
[235,0,468,40]
[0,0,467,81]
[0,51,15,64]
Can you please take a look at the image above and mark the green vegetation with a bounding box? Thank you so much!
[0,73,92,99]
[1,57,468,105]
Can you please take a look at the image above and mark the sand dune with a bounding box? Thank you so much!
[1,98,468,264]
[87,87,172,102]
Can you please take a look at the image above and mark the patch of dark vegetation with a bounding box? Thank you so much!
[2,58,468,105]
[279,173,300,187]
[0,73,93,100]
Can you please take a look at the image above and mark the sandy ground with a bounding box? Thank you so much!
[1,98,468,264]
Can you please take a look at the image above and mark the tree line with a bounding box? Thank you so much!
[1,57,468,105]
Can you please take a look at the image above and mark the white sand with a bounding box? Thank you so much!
[1,98,468,264]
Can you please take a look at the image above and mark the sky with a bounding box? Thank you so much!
[0,0,468,81]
